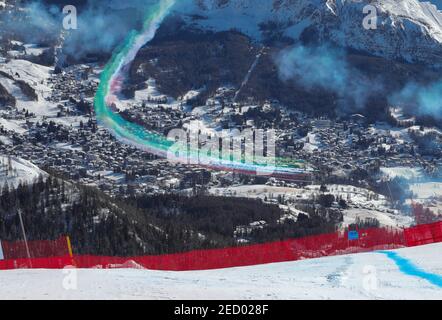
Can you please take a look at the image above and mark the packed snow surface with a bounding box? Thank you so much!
[0,156,47,188]
[0,243,441,300]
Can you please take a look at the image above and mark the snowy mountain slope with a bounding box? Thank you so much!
[0,59,58,116]
[0,76,27,102]
[0,117,26,134]
[4,0,442,64]
[324,0,442,63]
[174,0,442,64]
[0,156,47,188]
[0,243,441,299]
[176,0,321,38]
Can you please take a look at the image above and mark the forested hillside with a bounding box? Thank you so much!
[0,175,343,256]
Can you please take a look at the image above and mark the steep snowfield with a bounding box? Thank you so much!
[0,243,441,299]
[0,59,57,116]
[174,0,442,64]
[327,0,442,64]
[0,156,47,188]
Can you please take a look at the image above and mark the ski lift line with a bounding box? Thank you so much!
[385,178,395,205]
[233,46,265,103]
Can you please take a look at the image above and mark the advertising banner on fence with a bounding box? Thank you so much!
[0,240,4,260]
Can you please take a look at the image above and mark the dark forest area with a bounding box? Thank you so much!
[0,175,343,256]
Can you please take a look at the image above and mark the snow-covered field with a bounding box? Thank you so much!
[209,184,412,228]
[0,243,441,300]
[0,156,47,188]
[342,208,413,228]
[0,59,58,116]
[210,184,385,203]
[408,182,442,214]
[380,167,424,180]
[409,182,442,200]
[0,117,26,134]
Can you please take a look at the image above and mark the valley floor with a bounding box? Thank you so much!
[0,243,441,300]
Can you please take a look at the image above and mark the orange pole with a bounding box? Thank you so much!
[66,236,76,267]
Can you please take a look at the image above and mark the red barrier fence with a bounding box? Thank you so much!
[0,237,70,260]
[0,221,441,271]
[0,256,73,270]
[404,221,442,247]
[0,236,73,270]
[74,227,405,271]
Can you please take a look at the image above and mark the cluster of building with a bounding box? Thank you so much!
[46,64,98,117]
[0,61,441,200]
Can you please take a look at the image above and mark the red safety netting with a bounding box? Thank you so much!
[0,255,74,270]
[404,221,442,247]
[0,236,70,259]
[0,221,441,271]
[73,227,406,271]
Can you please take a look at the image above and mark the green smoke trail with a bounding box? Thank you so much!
[94,0,308,176]
[94,0,176,156]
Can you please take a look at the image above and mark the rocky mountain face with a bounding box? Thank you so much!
[134,29,437,118]
[4,0,442,119]
[5,0,439,119]
[174,0,442,65]
[13,0,442,65]
[323,0,442,64]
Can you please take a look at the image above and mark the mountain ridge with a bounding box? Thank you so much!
[171,0,442,65]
